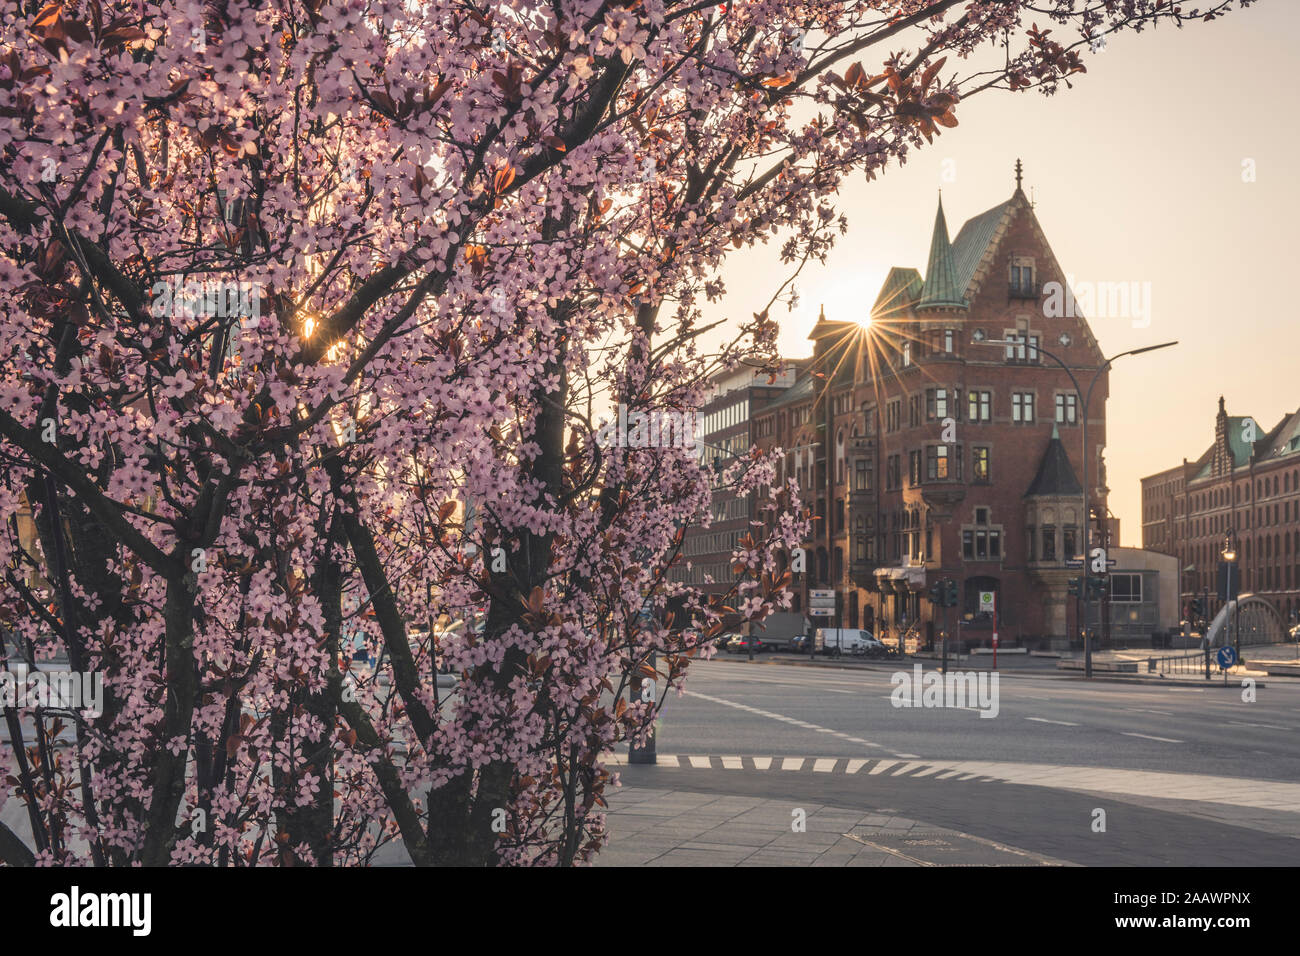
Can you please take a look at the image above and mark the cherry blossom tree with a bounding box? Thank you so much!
[0,0,1244,866]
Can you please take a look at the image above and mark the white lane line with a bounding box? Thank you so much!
[782,757,805,771]
[1229,721,1290,731]
[721,756,743,769]
[825,689,855,694]
[1121,732,1184,743]
[752,757,772,770]
[1025,717,1080,726]
[1125,708,1173,716]
[813,758,838,773]
[892,753,920,759]
[688,755,712,768]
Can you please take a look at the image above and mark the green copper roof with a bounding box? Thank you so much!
[917,197,967,309]
[870,266,922,319]
[951,198,1015,300]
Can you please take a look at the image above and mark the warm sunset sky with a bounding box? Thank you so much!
[707,0,1298,545]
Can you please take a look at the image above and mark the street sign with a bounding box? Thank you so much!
[809,589,835,601]
[1216,646,1237,670]
[1065,558,1084,569]
[979,591,996,614]
[809,607,834,617]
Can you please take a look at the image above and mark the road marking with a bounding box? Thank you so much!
[1025,717,1080,726]
[1121,732,1183,743]
[658,754,679,767]
[813,758,838,773]
[826,689,854,694]
[721,756,743,769]
[869,760,902,775]
[688,755,712,768]
[752,757,772,770]
[782,757,804,771]
[1125,708,1173,716]
[1229,721,1290,731]
[845,759,868,774]
[892,752,920,759]
[841,831,932,866]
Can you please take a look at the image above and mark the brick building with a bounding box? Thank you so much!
[683,167,1122,649]
[1141,397,1300,626]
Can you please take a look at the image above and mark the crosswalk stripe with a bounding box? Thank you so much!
[813,758,838,773]
[869,760,902,775]
[688,755,712,768]
[782,757,804,771]
[721,756,742,769]
[658,754,679,767]
[845,759,868,774]
[752,757,772,770]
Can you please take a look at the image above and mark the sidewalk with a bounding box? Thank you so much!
[595,785,1070,866]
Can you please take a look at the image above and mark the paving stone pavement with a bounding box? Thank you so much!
[594,785,1072,867]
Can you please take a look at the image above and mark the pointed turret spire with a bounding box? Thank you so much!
[1015,158,1024,192]
[917,195,966,309]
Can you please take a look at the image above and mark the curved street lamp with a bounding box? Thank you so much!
[973,335,1178,677]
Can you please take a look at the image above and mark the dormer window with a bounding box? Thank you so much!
[1010,258,1036,298]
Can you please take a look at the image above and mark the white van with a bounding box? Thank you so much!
[814,628,877,657]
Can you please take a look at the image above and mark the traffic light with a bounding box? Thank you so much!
[1087,576,1109,598]
[944,579,959,607]
[1191,597,1205,619]
[1067,577,1082,597]
[928,581,943,606]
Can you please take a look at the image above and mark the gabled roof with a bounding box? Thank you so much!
[871,194,1018,319]
[1193,415,1256,481]
[951,198,1016,300]
[1025,426,1083,498]
[916,198,967,309]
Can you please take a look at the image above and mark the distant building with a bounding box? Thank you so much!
[1140,396,1300,626]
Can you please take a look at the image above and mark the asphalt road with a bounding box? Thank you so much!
[652,658,1300,781]
[608,657,1300,865]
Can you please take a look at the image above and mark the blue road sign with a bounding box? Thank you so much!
[1216,646,1237,670]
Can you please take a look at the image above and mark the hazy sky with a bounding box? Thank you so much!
[707,1,1298,545]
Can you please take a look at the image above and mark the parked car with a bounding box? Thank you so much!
[814,627,879,658]
[730,635,770,653]
[717,633,744,653]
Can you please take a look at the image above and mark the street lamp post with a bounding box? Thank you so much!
[1222,530,1239,665]
[973,335,1177,677]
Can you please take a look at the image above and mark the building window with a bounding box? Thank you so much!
[854,458,870,491]
[1041,525,1056,562]
[909,450,921,487]
[1012,392,1035,423]
[1063,525,1078,559]
[963,528,1002,560]
[926,387,949,420]
[1010,264,1035,296]
[926,445,950,481]
[1055,393,1077,425]
[967,390,991,422]
[902,341,912,367]
[944,329,954,353]
[972,447,990,482]
[1110,573,1142,603]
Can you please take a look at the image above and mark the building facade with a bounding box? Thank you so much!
[1141,396,1300,626]
[684,168,1127,650]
